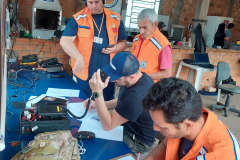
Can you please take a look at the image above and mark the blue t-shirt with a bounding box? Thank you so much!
[115,72,158,147]
[224,29,232,48]
[178,137,194,159]
[62,14,127,79]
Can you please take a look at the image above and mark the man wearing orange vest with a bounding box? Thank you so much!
[142,77,240,160]
[60,0,127,100]
[132,9,172,82]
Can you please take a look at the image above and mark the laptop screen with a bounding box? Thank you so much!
[194,52,210,63]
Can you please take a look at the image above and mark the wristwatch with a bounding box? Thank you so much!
[92,92,103,98]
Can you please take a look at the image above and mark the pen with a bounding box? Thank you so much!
[137,152,140,160]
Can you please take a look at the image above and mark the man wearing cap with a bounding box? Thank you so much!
[60,0,127,100]
[158,21,165,32]
[83,52,158,155]
[132,9,172,82]
[158,21,168,37]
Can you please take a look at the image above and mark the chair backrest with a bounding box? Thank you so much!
[216,62,231,84]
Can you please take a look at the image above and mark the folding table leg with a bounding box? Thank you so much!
[194,68,204,91]
[176,64,183,78]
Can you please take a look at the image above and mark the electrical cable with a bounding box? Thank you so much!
[37,17,57,56]
[6,111,18,132]
[38,39,48,55]
[19,0,23,6]
[64,95,92,119]
[7,73,34,87]
[11,109,25,158]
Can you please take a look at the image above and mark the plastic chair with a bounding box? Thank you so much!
[211,62,240,117]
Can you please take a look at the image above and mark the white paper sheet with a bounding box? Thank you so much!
[78,119,123,141]
[67,103,99,120]
[116,155,135,160]
[26,94,67,108]
[46,88,80,97]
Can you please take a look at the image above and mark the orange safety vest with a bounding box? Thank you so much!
[165,108,240,160]
[131,29,171,82]
[72,7,121,80]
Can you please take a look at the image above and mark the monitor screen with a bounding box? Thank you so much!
[0,0,7,151]
[194,52,210,63]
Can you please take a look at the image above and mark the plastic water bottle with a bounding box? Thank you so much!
[182,37,186,46]
[188,38,192,47]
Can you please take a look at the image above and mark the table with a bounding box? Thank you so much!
[176,61,217,91]
[0,69,133,160]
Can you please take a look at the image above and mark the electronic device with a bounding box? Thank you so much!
[92,92,103,98]
[100,71,107,82]
[74,131,95,140]
[20,119,70,135]
[50,75,66,78]
[106,44,115,48]
[36,105,67,120]
[22,54,38,63]
[7,69,17,79]
[193,52,210,65]
[19,107,70,135]
[46,64,62,73]
[183,52,214,69]
[39,58,58,68]
[33,96,68,107]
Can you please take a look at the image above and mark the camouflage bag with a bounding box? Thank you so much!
[11,130,80,160]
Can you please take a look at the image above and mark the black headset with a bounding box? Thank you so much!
[84,0,105,6]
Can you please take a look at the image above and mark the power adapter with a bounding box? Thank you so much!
[7,69,17,79]
[12,102,26,109]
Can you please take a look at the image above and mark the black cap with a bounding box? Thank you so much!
[158,22,166,29]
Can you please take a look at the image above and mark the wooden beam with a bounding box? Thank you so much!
[190,0,211,47]
[172,0,184,25]
[166,0,184,35]
[227,0,235,17]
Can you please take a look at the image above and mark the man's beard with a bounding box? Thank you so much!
[115,80,129,87]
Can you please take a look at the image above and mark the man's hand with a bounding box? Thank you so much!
[101,45,116,54]
[73,57,85,75]
[89,69,110,93]
[83,98,96,110]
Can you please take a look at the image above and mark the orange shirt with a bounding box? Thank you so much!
[166,108,240,160]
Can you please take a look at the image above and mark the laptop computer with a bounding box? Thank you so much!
[193,52,210,65]
[183,52,214,69]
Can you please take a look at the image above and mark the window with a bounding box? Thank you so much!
[125,0,160,32]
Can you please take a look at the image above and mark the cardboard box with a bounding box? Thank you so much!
[204,86,217,92]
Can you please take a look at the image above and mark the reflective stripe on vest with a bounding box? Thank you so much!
[227,127,240,159]
[199,146,208,155]
[196,155,206,160]
[219,118,240,160]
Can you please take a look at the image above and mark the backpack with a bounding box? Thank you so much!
[218,75,236,94]
[11,130,80,160]
[222,75,236,85]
